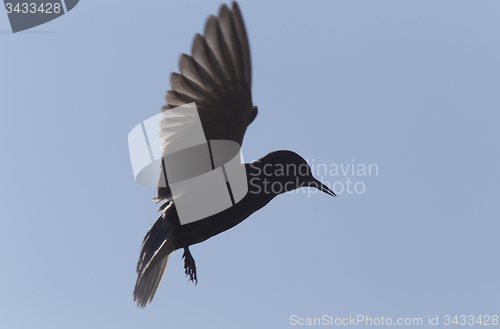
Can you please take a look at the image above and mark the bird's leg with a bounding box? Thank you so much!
[182,245,197,284]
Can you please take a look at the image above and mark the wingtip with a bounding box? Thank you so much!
[219,2,230,13]
[204,14,219,36]
[218,3,231,22]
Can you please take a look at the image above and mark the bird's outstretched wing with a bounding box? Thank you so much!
[155,1,256,204]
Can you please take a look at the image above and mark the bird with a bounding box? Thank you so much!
[133,1,336,308]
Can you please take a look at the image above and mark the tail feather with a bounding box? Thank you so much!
[134,254,170,308]
[134,205,178,307]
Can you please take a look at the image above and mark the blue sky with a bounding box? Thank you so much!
[1,1,499,328]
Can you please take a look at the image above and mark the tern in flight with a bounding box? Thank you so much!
[133,1,336,307]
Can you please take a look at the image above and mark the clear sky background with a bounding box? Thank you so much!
[1,1,499,328]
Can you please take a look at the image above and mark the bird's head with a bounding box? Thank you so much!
[248,150,336,197]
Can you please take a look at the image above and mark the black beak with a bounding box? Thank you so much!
[308,178,337,197]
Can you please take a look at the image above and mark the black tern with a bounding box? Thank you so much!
[133,1,336,308]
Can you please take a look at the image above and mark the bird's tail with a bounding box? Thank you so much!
[134,253,171,308]
[133,214,176,307]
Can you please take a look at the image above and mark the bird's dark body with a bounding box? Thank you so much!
[164,162,278,250]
